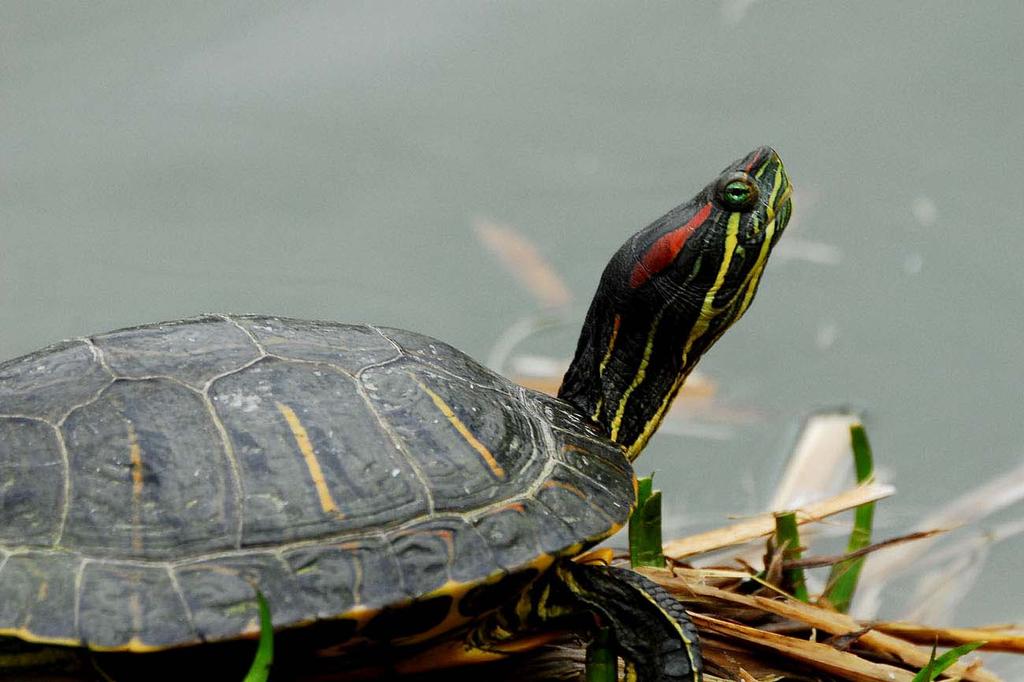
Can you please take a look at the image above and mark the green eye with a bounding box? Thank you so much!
[724,181,751,204]
[716,173,759,210]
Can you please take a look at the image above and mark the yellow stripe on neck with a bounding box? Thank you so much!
[735,166,789,319]
[592,314,622,421]
[626,211,741,459]
[609,310,664,442]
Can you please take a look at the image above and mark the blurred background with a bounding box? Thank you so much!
[3,1,1022,675]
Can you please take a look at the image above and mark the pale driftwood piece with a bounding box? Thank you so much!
[663,483,895,560]
[649,574,999,682]
[870,622,1024,654]
[691,612,918,682]
[769,412,861,511]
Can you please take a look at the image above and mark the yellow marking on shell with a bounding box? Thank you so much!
[565,515,625,548]
[592,313,622,420]
[541,479,597,511]
[557,541,585,558]
[275,401,341,516]
[384,579,480,646]
[130,592,144,652]
[416,381,506,480]
[0,626,80,648]
[575,547,614,566]
[348,553,557,647]
[0,622,164,654]
[602,520,625,543]
[394,564,540,645]
[87,636,169,653]
[338,603,378,630]
[609,310,664,442]
[626,211,742,460]
[126,421,145,552]
[625,662,639,682]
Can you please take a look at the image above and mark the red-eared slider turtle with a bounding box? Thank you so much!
[0,148,791,681]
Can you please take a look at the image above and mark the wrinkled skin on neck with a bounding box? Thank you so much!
[558,146,792,459]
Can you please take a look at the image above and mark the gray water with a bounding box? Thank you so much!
[3,1,1022,673]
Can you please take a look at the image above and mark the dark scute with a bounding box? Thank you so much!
[79,561,195,649]
[0,418,64,546]
[174,553,310,642]
[457,568,540,617]
[536,464,626,544]
[388,530,449,598]
[532,391,606,440]
[91,316,261,388]
[553,435,635,519]
[389,517,499,597]
[360,595,452,642]
[375,327,511,395]
[233,316,399,373]
[362,361,548,513]
[209,357,429,545]
[0,340,111,423]
[61,378,237,558]
[550,421,632,482]
[472,504,544,570]
[517,498,580,557]
[0,552,78,643]
[282,538,403,616]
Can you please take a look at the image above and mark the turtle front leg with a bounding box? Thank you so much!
[465,560,702,682]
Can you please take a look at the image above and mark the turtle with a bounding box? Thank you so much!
[0,146,792,681]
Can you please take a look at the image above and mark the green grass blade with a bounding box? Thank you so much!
[585,627,617,682]
[636,476,653,508]
[823,423,876,612]
[910,641,986,681]
[629,476,665,568]
[242,592,274,682]
[774,511,809,601]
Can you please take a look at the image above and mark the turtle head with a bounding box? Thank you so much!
[558,146,792,460]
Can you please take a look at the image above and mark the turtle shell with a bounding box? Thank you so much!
[0,315,634,652]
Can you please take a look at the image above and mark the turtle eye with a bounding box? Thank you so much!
[716,173,759,211]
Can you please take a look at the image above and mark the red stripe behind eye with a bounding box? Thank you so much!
[744,149,764,172]
[629,202,712,288]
